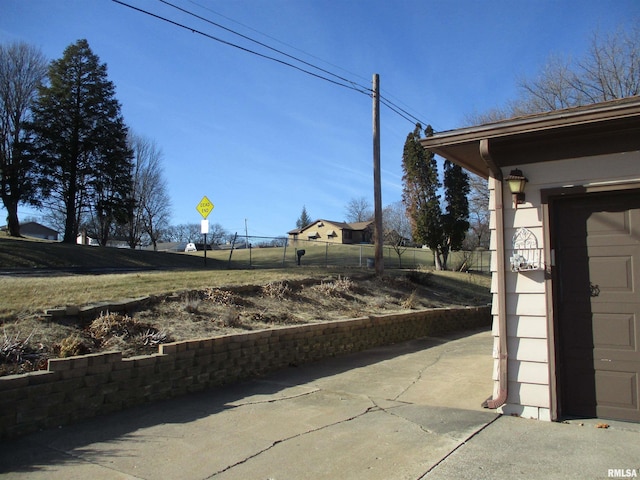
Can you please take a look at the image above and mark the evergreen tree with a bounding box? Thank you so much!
[296,205,312,229]
[402,124,470,270]
[29,39,132,244]
[441,160,470,268]
[402,123,444,267]
[0,42,48,237]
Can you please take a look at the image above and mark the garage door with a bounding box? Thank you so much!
[554,191,640,422]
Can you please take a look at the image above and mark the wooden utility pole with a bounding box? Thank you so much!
[372,74,383,276]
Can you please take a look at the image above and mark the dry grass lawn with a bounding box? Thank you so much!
[0,235,491,376]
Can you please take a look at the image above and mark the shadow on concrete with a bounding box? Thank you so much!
[0,328,491,475]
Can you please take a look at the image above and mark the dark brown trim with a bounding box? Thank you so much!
[420,98,640,181]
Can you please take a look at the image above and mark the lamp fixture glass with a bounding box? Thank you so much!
[505,169,528,206]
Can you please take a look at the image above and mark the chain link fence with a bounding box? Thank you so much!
[201,236,490,272]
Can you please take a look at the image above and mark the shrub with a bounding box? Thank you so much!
[204,288,237,305]
[313,276,354,297]
[261,281,291,300]
[89,312,140,341]
[183,294,201,313]
[58,334,91,357]
[401,290,418,309]
[220,310,243,328]
[0,330,34,364]
[136,329,169,347]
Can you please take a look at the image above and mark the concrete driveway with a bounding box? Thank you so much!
[1,328,638,479]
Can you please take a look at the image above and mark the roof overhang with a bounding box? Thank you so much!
[420,96,640,179]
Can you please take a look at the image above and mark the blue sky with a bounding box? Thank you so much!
[1,0,638,238]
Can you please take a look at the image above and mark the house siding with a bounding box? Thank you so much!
[289,220,373,245]
[490,150,640,420]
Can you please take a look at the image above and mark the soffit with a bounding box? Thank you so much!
[420,97,640,179]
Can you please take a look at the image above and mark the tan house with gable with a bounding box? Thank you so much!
[421,96,640,422]
[288,219,373,245]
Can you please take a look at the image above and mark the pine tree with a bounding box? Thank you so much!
[402,124,444,267]
[29,39,132,244]
[296,205,312,229]
[441,160,470,268]
[402,124,470,270]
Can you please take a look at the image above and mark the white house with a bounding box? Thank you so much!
[421,96,640,422]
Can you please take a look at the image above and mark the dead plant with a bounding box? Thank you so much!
[58,334,91,358]
[0,329,35,364]
[183,294,202,313]
[204,288,236,305]
[401,290,419,309]
[313,275,354,297]
[261,281,291,300]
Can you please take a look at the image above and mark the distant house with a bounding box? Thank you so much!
[0,222,59,241]
[77,231,129,248]
[288,219,373,245]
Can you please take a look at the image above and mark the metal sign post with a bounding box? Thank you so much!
[196,196,214,267]
[201,219,209,266]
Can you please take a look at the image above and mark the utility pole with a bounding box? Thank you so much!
[372,73,383,276]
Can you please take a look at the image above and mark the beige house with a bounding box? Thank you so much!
[288,219,373,245]
[421,97,640,422]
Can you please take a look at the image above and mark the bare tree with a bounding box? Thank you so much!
[345,196,373,223]
[0,42,48,236]
[466,22,640,124]
[207,222,229,246]
[382,201,412,267]
[464,174,490,250]
[126,133,171,250]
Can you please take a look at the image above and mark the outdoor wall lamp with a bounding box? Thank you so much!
[505,169,528,207]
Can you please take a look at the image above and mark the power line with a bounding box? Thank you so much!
[158,0,371,95]
[113,0,368,94]
[184,0,435,130]
[185,0,372,86]
[112,0,432,129]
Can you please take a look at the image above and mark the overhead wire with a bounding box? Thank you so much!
[183,0,433,129]
[112,0,433,130]
[157,0,371,96]
[112,0,367,94]
[185,0,372,86]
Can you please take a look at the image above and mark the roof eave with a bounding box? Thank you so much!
[420,97,640,179]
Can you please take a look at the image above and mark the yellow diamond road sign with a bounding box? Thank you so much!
[196,196,214,219]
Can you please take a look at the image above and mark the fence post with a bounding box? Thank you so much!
[325,242,329,267]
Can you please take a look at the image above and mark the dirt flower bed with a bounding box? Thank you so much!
[0,271,490,376]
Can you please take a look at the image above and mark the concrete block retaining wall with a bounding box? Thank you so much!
[0,305,490,439]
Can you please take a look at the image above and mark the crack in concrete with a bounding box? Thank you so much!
[226,384,321,407]
[417,414,502,479]
[369,397,437,436]
[201,339,464,479]
[203,404,380,479]
[392,349,446,403]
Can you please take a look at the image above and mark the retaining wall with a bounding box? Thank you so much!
[0,305,490,439]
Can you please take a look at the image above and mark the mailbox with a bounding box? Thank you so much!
[296,249,306,265]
